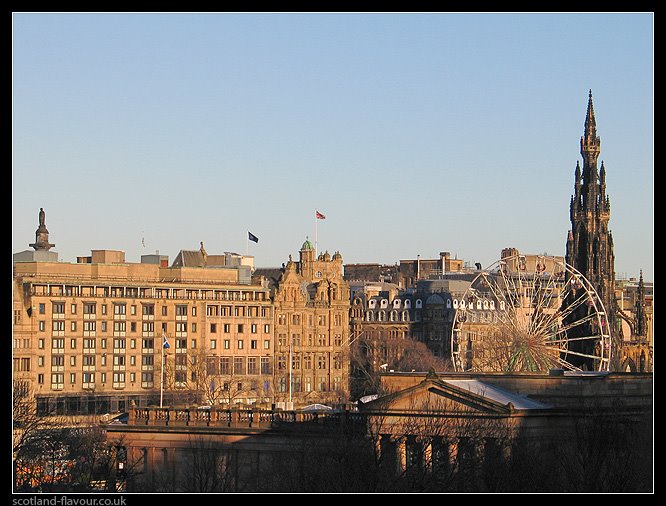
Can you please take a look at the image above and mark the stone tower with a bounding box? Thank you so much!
[565,90,621,368]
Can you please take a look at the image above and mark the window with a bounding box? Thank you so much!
[39,303,45,314]
[142,355,154,367]
[102,304,107,315]
[303,354,312,370]
[38,356,44,367]
[142,338,154,349]
[192,306,197,316]
[52,321,65,334]
[292,355,300,370]
[278,334,287,346]
[318,315,326,326]
[210,339,217,349]
[237,340,244,350]
[162,306,168,316]
[114,321,126,334]
[191,323,197,333]
[51,355,65,370]
[224,324,230,333]
[39,321,45,332]
[113,338,126,350]
[70,356,76,367]
[292,334,301,346]
[70,373,76,384]
[52,302,65,315]
[237,324,244,334]
[84,303,96,315]
[220,357,231,375]
[130,322,137,332]
[71,339,77,349]
[71,322,77,332]
[264,340,270,350]
[142,322,154,334]
[38,374,44,384]
[101,322,107,332]
[142,304,154,316]
[260,357,271,375]
[131,305,137,315]
[317,334,327,346]
[224,339,230,350]
[334,353,343,370]
[130,355,136,366]
[276,355,286,371]
[251,340,258,350]
[176,305,188,317]
[292,314,301,325]
[114,304,126,316]
[248,357,258,375]
[334,334,342,346]
[251,324,257,334]
[317,354,327,370]
[264,324,270,333]
[210,323,217,333]
[51,373,64,389]
[71,304,77,314]
[52,338,65,350]
[191,339,197,349]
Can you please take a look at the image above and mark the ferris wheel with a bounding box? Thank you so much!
[451,254,612,373]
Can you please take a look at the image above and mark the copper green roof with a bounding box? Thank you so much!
[301,238,314,251]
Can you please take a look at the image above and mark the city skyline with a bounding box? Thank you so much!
[12,13,653,281]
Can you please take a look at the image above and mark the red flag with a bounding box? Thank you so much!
[316,211,326,220]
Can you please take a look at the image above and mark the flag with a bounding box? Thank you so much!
[162,333,170,349]
[316,210,326,220]
[248,231,259,243]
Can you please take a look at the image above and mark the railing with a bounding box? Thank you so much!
[126,406,356,430]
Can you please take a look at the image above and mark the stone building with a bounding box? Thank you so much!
[102,370,652,492]
[255,239,351,407]
[12,210,275,415]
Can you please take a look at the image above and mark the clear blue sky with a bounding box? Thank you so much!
[12,12,653,282]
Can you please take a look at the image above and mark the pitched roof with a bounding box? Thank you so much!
[360,376,551,414]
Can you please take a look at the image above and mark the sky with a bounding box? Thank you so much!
[12,12,654,282]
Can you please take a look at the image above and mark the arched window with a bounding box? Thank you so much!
[404,299,412,309]
[402,310,409,322]
[366,311,374,322]
[393,299,401,309]
[380,299,388,309]
[378,311,386,322]
[446,299,452,309]
[453,299,459,309]
[415,299,423,309]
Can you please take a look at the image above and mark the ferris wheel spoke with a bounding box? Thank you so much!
[561,349,604,361]
[544,334,603,345]
[556,357,582,371]
[545,312,599,338]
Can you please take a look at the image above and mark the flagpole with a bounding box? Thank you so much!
[315,211,318,255]
[160,335,165,408]
[246,231,249,256]
[289,333,292,406]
